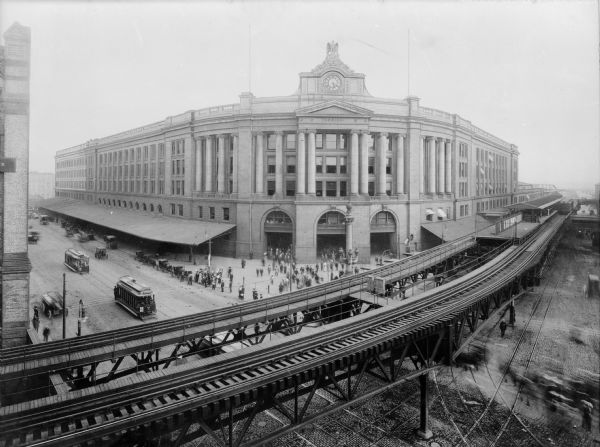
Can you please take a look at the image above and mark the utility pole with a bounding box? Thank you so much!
[62,273,66,339]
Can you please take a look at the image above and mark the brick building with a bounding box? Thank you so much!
[53,42,521,263]
[0,23,32,347]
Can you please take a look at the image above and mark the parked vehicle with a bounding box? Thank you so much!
[114,276,157,320]
[28,231,40,244]
[64,248,90,273]
[39,215,49,225]
[95,246,108,259]
[41,291,67,318]
[104,235,118,249]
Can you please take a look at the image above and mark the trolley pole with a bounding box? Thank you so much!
[62,273,67,339]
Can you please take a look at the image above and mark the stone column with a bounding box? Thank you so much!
[350,131,360,195]
[296,132,306,195]
[445,140,452,193]
[275,131,283,195]
[255,132,264,194]
[345,214,354,271]
[427,137,436,194]
[307,130,316,195]
[204,136,213,192]
[217,134,226,193]
[420,136,426,194]
[437,138,445,194]
[165,140,172,195]
[376,133,388,196]
[359,131,370,195]
[195,140,202,191]
[232,134,239,194]
[396,134,405,194]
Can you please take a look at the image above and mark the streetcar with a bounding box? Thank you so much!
[39,214,49,225]
[64,248,90,273]
[114,275,157,320]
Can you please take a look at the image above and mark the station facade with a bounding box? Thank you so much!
[55,42,520,263]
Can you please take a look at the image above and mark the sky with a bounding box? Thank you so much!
[1,0,599,190]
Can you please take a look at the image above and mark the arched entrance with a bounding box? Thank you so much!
[264,210,293,252]
[316,211,346,259]
[370,211,397,255]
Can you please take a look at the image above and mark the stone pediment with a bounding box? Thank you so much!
[296,101,373,118]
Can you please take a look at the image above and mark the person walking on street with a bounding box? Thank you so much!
[32,315,39,332]
[43,327,50,342]
[499,320,507,337]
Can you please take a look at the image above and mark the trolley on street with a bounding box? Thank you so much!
[114,276,157,320]
[64,248,90,273]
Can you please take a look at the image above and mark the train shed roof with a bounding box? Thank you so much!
[39,198,235,246]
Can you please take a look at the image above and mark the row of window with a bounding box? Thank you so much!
[197,206,229,221]
[476,197,510,212]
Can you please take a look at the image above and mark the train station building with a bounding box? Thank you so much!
[52,42,523,263]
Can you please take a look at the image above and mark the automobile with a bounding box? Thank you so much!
[28,231,40,244]
[104,235,118,249]
[95,246,108,259]
[41,291,68,318]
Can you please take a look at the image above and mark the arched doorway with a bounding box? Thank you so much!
[316,211,346,258]
[370,211,397,255]
[264,210,293,252]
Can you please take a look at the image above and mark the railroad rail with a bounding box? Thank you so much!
[0,236,476,381]
[0,215,565,447]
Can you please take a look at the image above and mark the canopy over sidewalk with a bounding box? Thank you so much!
[39,198,235,245]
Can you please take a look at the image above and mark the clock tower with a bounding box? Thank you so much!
[296,41,370,97]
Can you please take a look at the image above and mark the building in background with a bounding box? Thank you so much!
[54,42,521,262]
[29,171,55,201]
[0,23,31,348]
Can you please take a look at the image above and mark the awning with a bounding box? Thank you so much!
[437,208,447,218]
[38,198,235,246]
[425,208,435,216]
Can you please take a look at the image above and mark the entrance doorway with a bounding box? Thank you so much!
[316,211,346,259]
[370,211,397,256]
[264,210,294,253]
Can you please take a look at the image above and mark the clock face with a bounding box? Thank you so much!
[323,74,342,92]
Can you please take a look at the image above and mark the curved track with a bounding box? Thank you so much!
[0,215,565,447]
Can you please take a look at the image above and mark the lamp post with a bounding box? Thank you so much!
[205,231,212,269]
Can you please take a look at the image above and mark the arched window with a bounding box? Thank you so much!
[98,198,102,204]
[150,204,154,212]
[265,211,292,224]
[157,204,163,214]
[372,211,395,225]
[143,203,147,211]
[135,202,139,210]
[118,200,121,207]
[129,201,133,208]
[318,211,345,225]
[112,199,116,206]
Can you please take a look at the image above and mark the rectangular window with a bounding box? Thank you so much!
[339,181,347,197]
[316,157,323,173]
[386,158,392,175]
[178,204,183,216]
[386,181,392,196]
[286,181,295,197]
[326,181,337,197]
[209,207,215,219]
[325,134,337,149]
[267,156,276,174]
[170,203,176,215]
[286,134,296,149]
[286,156,296,174]
[267,134,276,150]
[316,134,323,149]
[368,181,375,196]
[339,134,347,150]
[223,207,230,221]
[316,181,323,197]
[198,206,203,218]
[339,156,347,174]
[267,180,276,196]
[368,157,375,174]
[326,156,337,174]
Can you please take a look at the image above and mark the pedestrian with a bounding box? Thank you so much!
[33,305,39,320]
[32,315,39,332]
[229,281,233,293]
[43,327,50,342]
[499,320,507,337]
[221,282,225,293]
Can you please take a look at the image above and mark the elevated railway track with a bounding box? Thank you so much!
[0,236,476,384]
[0,214,566,447]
